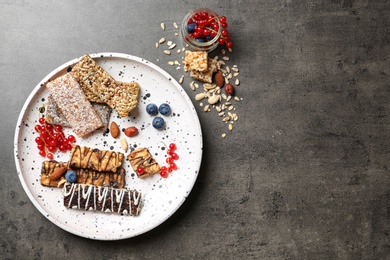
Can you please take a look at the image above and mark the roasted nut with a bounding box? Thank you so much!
[110,121,120,138]
[224,83,235,95]
[213,71,224,88]
[124,126,138,137]
[49,166,67,181]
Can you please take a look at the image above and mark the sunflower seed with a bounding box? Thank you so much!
[223,56,230,61]
[218,111,225,117]
[155,42,159,48]
[222,49,226,55]
[231,67,239,72]
[204,105,210,112]
[161,22,166,30]
[222,117,230,122]
[173,22,178,29]
[195,92,207,101]
[235,78,240,85]
[159,38,166,44]
[177,49,181,54]
[168,43,176,50]
[222,133,227,138]
[228,124,233,131]
[167,40,173,46]
[234,96,240,101]
[164,50,171,55]
[179,75,184,84]
[167,61,174,65]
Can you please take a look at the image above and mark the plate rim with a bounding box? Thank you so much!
[13,52,203,240]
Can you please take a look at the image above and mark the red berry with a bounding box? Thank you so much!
[47,153,53,160]
[160,168,168,178]
[169,143,177,151]
[67,135,76,143]
[171,153,179,160]
[218,38,225,45]
[226,41,233,48]
[166,157,174,164]
[137,167,145,175]
[221,29,229,37]
[219,16,227,23]
[55,125,63,132]
[221,23,228,29]
[37,144,45,151]
[169,163,177,171]
[47,146,56,153]
[35,136,44,144]
[39,117,45,125]
[39,150,46,157]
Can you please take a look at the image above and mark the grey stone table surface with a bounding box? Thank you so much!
[1,1,390,259]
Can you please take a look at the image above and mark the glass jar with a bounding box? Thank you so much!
[181,8,221,52]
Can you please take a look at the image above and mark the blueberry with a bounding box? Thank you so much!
[65,170,77,183]
[146,103,158,115]
[205,35,214,41]
[152,117,165,129]
[159,103,171,115]
[195,38,205,43]
[187,23,196,33]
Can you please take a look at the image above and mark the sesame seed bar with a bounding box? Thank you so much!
[72,54,117,103]
[40,160,126,188]
[46,73,104,137]
[68,145,124,173]
[63,183,142,216]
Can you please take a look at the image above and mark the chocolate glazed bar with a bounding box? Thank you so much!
[40,160,126,188]
[63,183,142,216]
[68,145,124,173]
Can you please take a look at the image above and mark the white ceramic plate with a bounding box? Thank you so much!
[14,53,202,240]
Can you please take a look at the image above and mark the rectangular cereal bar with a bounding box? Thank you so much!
[128,147,160,178]
[63,183,142,216]
[71,54,117,103]
[46,73,104,137]
[45,94,112,129]
[184,50,208,72]
[67,145,124,173]
[40,160,126,188]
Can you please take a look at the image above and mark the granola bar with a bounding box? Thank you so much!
[109,81,140,117]
[128,147,160,178]
[72,54,140,117]
[68,145,124,173]
[63,183,142,216]
[45,73,104,137]
[40,160,126,188]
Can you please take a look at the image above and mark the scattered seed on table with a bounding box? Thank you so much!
[161,22,166,30]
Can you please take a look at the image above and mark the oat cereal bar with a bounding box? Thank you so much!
[68,145,124,173]
[128,147,160,178]
[40,160,126,188]
[108,81,140,117]
[46,94,112,128]
[184,50,208,72]
[46,73,103,137]
[72,54,117,103]
[63,183,142,216]
[190,58,221,83]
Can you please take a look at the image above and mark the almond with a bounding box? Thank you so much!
[49,166,67,181]
[110,121,120,138]
[213,71,224,88]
